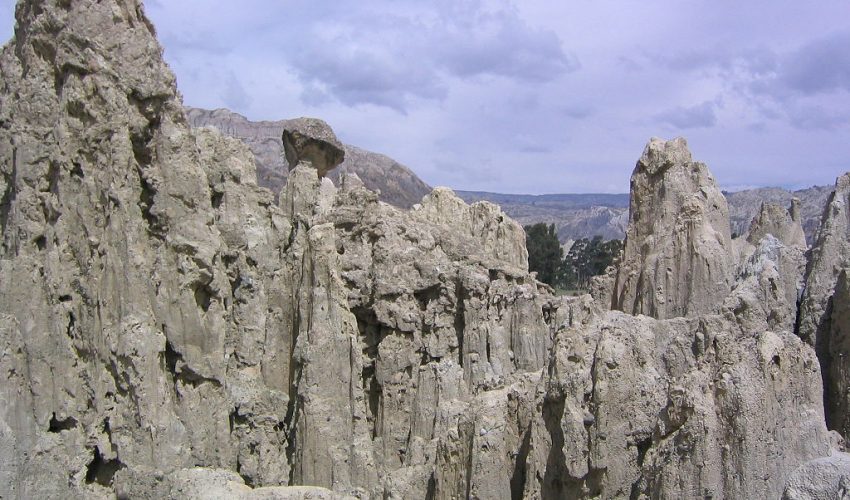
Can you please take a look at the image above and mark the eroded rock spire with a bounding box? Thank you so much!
[612,137,733,319]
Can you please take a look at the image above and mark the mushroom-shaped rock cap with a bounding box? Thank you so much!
[282,117,345,177]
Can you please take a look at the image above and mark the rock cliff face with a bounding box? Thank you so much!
[613,137,733,319]
[0,1,843,499]
[798,173,850,439]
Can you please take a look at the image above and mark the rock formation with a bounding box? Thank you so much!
[282,118,345,178]
[0,1,843,499]
[186,107,432,208]
[783,453,850,500]
[746,199,807,249]
[726,185,833,245]
[798,173,850,438]
[612,137,734,319]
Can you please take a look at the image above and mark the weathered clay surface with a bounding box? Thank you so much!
[783,453,850,500]
[538,310,830,499]
[0,1,841,499]
[613,137,733,319]
[116,467,351,500]
[282,117,345,178]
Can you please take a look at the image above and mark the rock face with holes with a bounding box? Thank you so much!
[612,137,734,319]
[0,1,841,500]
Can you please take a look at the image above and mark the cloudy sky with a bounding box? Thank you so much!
[1,1,849,193]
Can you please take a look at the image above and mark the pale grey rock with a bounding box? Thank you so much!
[613,137,733,319]
[0,0,291,496]
[282,117,345,178]
[826,269,850,439]
[799,173,850,347]
[186,107,432,208]
[746,200,807,249]
[728,234,806,333]
[414,186,529,272]
[538,309,831,499]
[115,467,351,499]
[726,184,833,245]
[798,173,850,438]
[783,453,850,500]
[0,1,838,499]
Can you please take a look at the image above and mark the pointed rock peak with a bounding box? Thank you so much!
[746,201,807,249]
[637,137,693,176]
[10,0,175,99]
[790,197,802,222]
[613,137,733,319]
[282,117,345,178]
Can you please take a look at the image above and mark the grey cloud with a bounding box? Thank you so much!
[518,144,552,154]
[437,9,578,82]
[560,104,593,119]
[159,32,232,57]
[788,105,850,131]
[655,46,777,77]
[222,72,251,110]
[780,31,850,95]
[655,101,717,129]
[284,1,574,112]
[290,40,447,112]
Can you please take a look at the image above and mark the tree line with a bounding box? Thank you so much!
[524,223,622,292]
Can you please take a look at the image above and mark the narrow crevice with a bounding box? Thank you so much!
[635,435,652,467]
[510,426,532,500]
[0,147,17,239]
[541,397,568,499]
[211,190,224,210]
[425,474,437,500]
[64,311,76,339]
[284,251,312,485]
[454,281,466,368]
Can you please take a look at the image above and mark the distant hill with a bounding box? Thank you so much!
[186,108,834,246]
[723,185,832,243]
[459,186,832,245]
[185,107,432,208]
[456,191,630,242]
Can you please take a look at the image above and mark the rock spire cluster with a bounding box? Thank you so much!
[0,1,848,499]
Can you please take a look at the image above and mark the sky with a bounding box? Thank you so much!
[1,1,850,194]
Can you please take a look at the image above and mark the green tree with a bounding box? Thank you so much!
[562,236,622,290]
[524,223,562,287]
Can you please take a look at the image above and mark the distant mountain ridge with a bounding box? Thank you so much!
[187,107,833,245]
[186,107,432,208]
[458,186,832,245]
